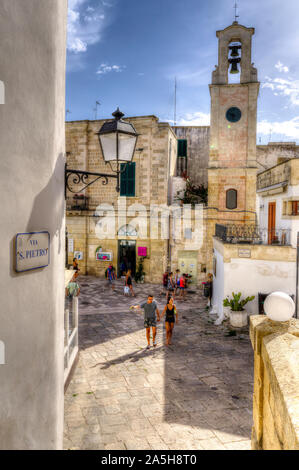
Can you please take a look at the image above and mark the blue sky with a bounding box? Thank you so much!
[66,0,299,143]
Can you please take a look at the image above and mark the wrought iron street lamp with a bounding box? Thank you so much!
[65,108,138,195]
[96,107,138,192]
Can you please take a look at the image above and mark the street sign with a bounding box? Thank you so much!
[15,231,50,272]
[238,248,251,258]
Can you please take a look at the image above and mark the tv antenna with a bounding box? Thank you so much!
[94,100,101,120]
[174,77,177,126]
[234,2,239,22]
[66,109,71,119]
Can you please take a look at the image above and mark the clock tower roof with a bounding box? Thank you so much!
[216,23,255,38]
[212,22,258,85]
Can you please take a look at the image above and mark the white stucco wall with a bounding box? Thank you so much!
[0,1,67,449]
[211,248,224,315]
[258,185,299,248]
[212,248,296,317]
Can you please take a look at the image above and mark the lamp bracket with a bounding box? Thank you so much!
[65,166,117,197]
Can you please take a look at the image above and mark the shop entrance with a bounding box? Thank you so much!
[118,240,136,277]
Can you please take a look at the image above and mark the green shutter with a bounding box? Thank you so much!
[120,162,135,197]
[178,139,187,157]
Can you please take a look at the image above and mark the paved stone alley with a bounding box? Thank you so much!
[64,276,254,450]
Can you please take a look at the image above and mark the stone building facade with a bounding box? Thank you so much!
[66,115,178,283]
[66,21,299,286]
[173,126,210,185]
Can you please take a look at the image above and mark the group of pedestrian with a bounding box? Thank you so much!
[162,269,187,301]
[131,292,178,348]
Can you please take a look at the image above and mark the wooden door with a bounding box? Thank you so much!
[268,202,276,244]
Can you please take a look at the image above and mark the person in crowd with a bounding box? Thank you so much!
[131,295,160,349]
[179,273,187,300]
[174,269,180,297]
[205,272,213,308]
[166,272,175,301]
[72,257,80,279]
[125,269,135,297]
[106,264,116,291]
[65,274,80,298]
[160,295,178,346]
[120,261,127,277]
[161,270,168,295]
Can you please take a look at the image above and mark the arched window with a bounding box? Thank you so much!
[228,40,242,84]
[226,189,237,209]
[118,224,137,237]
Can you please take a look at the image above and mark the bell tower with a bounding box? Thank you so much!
[207,21,259,256]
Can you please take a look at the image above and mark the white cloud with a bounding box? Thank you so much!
[178,111,210,126]
[262,75,299,106]
[67,0,109,54]
[257,117,299,140]
[96,64,126,75]
[275,61,289,73]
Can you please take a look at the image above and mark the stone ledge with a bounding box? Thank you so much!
[250,315,299,449]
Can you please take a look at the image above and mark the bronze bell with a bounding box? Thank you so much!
[229,45,241,57]
[229,57,241,74]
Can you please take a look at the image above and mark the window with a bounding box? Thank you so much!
[120,162,135,197]
[226,189,237,209]
[291,201,299,215]
[178,139,187,157]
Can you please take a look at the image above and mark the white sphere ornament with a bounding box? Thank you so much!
[264,291,295,322]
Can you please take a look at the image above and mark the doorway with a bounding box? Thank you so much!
[268,202,276,244]
[118,240,136,277]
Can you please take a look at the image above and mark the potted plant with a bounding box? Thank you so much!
[223,292,255,327]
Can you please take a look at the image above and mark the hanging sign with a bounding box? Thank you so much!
[138,247,147,257]
[15,231,50,272]
[68,238,74,253]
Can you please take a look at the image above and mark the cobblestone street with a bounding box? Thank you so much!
[64,276,254,450]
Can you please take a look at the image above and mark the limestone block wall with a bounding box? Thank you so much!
[250,316,299,450]
[66,116,177,208]
[66,212,168,283]
[173,126,210,186]
[257,143,299,172]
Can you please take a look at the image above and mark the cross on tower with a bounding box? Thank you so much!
[234,2,239,22]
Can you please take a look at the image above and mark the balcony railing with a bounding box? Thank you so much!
[257,164,291,190]
[215,223,291,246]
[64,295,79,386]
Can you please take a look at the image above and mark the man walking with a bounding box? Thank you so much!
[131,295,160,349]
[106,264,116,291]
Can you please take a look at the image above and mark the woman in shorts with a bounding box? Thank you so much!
[161,296,178,346]
[126,269,135,296]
